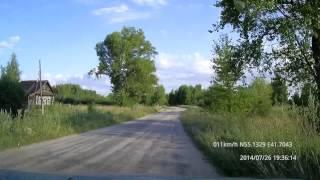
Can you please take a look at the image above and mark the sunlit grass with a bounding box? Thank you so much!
[0,104,159,151]
[181,106,320,178]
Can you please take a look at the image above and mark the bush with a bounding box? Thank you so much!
[243,78,272,116]
[204,78,272,116]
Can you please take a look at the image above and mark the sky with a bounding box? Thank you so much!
[0,0,223,95]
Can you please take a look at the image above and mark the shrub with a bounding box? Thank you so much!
[204,78,272,116]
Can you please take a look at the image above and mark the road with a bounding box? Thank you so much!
[0,107,220,179]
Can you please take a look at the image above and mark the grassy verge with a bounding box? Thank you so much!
[180,106,320,179]
[0,104,159,151]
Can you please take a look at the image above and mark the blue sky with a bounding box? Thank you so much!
[0,0,223,95]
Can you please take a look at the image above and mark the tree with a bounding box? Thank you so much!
[2,53,21,82]
[212,35,243,89]
[292,92,302,106]
[214,0,320,101]
[168,85,205,106]
[300,83,316,106]
[271,70,288,105]
[91,27,158,106]
[151,85,167,105]
[176,85,193,105]
[54,84,110,105]
[191,84,204,105]
[0,53,24,117]
[168,90,177,105]
[205,36,244,111]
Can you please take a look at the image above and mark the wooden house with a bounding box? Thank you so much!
[20,80,55,107]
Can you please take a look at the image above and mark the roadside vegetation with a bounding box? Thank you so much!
[0,104,158,151]
[53,84,112,105]
[181,90,320,178]
[176,1,320,177]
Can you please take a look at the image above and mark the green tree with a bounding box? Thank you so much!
[300,83,316,106]
[54,84,110,105]
[271,70,288,105]
[168,85,205,106]
[168,90,177,105]
[292,92,302,106]
[91,27,158,106]
[205,36,244,112]
[151,85,167,105]
[212,35,243,89]
[191,84,204,105]
[2,53,21,82]
[214,0,320,101]
[0,53,24,117]
[176,85,193,105]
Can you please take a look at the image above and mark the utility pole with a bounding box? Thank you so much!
[39,60,44,115]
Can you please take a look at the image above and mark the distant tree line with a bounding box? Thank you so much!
[168,85,204,106]
[53,84,112,105]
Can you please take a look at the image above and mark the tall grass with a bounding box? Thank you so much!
[181,106,320,178]
[0,104,158,151]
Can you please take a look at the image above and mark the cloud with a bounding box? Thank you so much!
[155,52,213,91]
[0,36,20,49]
[132,0,167,7]
[93,4,129,15]
[93,4,150,23]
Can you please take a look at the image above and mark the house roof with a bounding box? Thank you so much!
[20,80,54,96]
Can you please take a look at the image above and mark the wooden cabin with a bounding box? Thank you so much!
[20,80,55,108]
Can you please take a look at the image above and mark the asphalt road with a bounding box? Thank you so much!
[0,107,220,179]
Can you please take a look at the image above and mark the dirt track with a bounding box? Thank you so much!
[0,107,219,178]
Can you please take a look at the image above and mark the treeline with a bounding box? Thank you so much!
[169,78,284,116]
[168,85,204,106]
[53,84,112,105]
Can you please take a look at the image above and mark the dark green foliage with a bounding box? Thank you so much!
[291,83,316,107]
[168,84,204,106]
[292,92,302,106]
[204,84,233,112]
[151,85,167,105]
[91,27,160,106]
[271,70,288,105]
[0,53,24,117]
[300,83,316,106]
[54,84,111,105]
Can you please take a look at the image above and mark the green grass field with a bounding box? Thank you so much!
[180,106,320,179]
[0,104,159,151]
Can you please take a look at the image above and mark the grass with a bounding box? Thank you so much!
[180,106,320,179]
[0,104,159,151]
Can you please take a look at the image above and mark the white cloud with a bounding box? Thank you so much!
[109,11,150,23]
[0,36,20,49]
[93,4,150,23]
[155,52,212,91]
[132,0,167,7]
[93,4,129,15]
